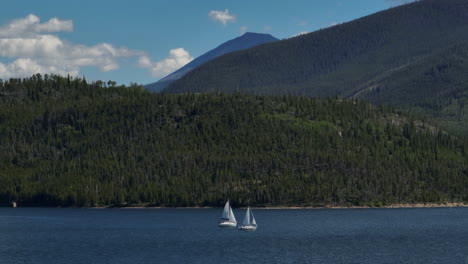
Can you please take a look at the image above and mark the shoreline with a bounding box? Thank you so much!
[3,202,467,209]
[92,202,468,209]
[254,202,468,210]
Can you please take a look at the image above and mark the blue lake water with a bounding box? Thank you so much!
[0,207,467,264]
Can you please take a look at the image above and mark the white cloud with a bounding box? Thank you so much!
[0,14,145,79]
[239,26,248,35]
[0,14,73,37]
[209,9,236,25]
[0,35,64,58]
[0,58,79,78]
[289,31,310,38]
[138,55,152,68]
[263,25,272,32]
[138,48,194,78]
[35,17,73,33]
[321,22,340,29]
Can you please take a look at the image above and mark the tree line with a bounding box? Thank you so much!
[0,74,467,207]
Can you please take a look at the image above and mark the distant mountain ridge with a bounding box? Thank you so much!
[166,0,468,135]
[145,32,278,92]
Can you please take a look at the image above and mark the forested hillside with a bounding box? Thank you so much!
[167,0,468,135]
[0,75,467,207]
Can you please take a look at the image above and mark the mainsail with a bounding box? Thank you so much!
[221,201,231,220]
[238,206,257,230]
[219,200,237,227]
[242,207,251,226]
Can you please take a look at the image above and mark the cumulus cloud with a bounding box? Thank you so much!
[0,58,79,78]
[239,26,248,35]
[289,31,310,38]
[0,14,194,80]
[138,48,193,78]
[0,14,73,37]
[209,9,236,25]
[0,14,145,79]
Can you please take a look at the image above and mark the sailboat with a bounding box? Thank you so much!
[238,207,257,231]
[218,200,237,228]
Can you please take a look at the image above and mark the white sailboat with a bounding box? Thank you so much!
[238,207,257,231]
[218,200,237,228]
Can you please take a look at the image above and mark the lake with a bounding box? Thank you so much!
[0,207,467,263]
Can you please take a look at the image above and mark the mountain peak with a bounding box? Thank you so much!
[145,32,278,92]
[241,32,274,37]
[235,32,278,42]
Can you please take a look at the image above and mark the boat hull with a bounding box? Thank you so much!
[218,221,237,228]
[238,225,257,231]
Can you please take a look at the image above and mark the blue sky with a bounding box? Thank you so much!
[0,0,412,85]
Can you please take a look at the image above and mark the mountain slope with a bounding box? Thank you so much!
[145,32,278,92]
[166,0,468,134]
[353,41,468,134]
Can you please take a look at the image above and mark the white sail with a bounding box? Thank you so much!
[221,201,230,220]
[219,200,237,227]
[229,206,237,224]
[238,207,257,230]
[242,207,251,226]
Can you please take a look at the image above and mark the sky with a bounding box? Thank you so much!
[0,0,414,85]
